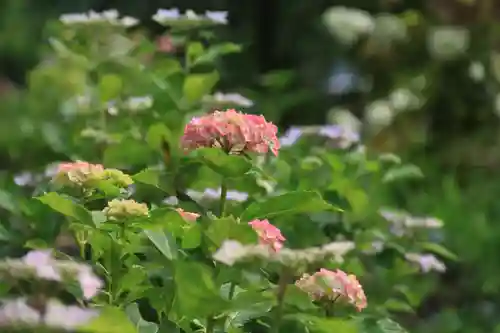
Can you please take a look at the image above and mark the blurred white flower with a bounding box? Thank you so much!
[163,196,179,205]
[45,301,99,329]
[60,9,138,27]
[60,13,89,24]
[120,16,139,27]
[323,7,374,46]
[372,14,407,44]
[495,94,500,118]
[427,26,470,60]
[0,298,41,326]
[468,61,485,82]
[365,100,394,127]
[124,95,154,111]
[152,8,180,23]
[77,266,103,300]
[279,127,303,147]
[152,8,228,26]
[328,107,362,134]
[22,250,61,281]
[205,11,229,24]
[214,92,253,107]
[405,253,446,273]
[389,88,422,111]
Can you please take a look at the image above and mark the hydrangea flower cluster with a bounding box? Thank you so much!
[248,219,286,252]
[59,9,139,27]
[180,109,280,156]
[152,8,228,26]
[54,161,133,188]
[295,268,367,311]
[0,298,99,330]
[103,199,149,220]
[0,250,102,307]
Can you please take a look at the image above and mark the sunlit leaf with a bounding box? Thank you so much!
[183,71,219,103]
[36,192,93,225]
[81,306,136,333]
[240,191,338,221]
[144,228,178,260]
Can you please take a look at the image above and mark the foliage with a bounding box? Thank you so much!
[0,6,460,333]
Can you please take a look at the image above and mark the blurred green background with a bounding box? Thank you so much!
[1,0,500,332]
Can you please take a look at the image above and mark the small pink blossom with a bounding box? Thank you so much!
[23,250,61,281]
[54,161,105,186]
[176,208,200,222]
[248,219,285,252]
[77,266,103,300]
[180,109,280,156]
[296,268,367,311]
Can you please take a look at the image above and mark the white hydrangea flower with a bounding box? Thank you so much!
[427,26,470,60]
[372,14,407,43]
[204,92,253,108]
[323,7,374,46]
[365,100,394,127]
[152,8,228,26]
[389,88,422,111]
[405,253,446,273]
[124,95,154,111]
[468,61,485,82]
[59,9,139,27]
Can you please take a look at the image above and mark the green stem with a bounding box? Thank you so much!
[206,316,215,333]
[271,268,289,333]
[228,282,236,300]
[219,179,228,217]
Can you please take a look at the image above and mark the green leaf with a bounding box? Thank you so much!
[0,223,10,241]
[228,289,275,327]
[419,242,458,261]
[133,169,161,188]
[103,139,153,167]
[205,216,257,248]
[173,261,227,318]
[36,192,93,225]
[81,306,136,333]
[147,207,187,235]
[183,71,219,103]
[240,191,338,221]
[92,179,122,197]
[99,74,123,102]
[125,303,159,333]
[283,285,317,311]
[25,239,49,250]
[144,228,178,260]
[383,299,414,313]
[146,123,172,151]
[290,314,358,333]
[193,43,242,66]
[376,318,408,333]
[0,189,18,214]
[193,148,252,178]
[382,165,423,183]
[181,223,202,249]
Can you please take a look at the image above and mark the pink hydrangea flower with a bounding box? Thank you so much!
[176,208,200,222]
[248,219,285,252]
[54,161,105,186]
[295,268,367,311]
[180,109,280,156]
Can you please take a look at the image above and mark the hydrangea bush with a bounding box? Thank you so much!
[0,8,456,333]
